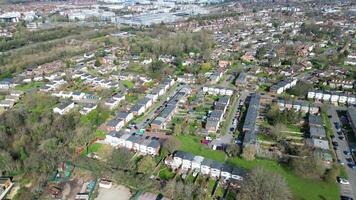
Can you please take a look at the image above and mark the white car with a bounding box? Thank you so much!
[337,177,350,185]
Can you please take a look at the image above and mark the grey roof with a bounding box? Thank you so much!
[209,110,224,120]
[138,97,151,105]
[309,125,326,138]
[232,167,245,176]
[242,94,260,132]
[211,161,224,170]
[131,104,145,112]
[151,118,164,126]
[57,101,74,110]
[221,164,232,173]
[348,107,356,129]
[108,131,124,138]
[309,115,323,126]
[107,119,122,127]
[116,111,131,120]
[201,158,214,167]
[159,105,176,118]
[147,140,160,148]
[243,130,257,145]
[236,72,247,84]
[127,135,142,143]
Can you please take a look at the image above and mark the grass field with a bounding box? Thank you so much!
[158,166,175,180]
[81,143,103,156]
[15,82,44,91]
[176,135,339,200]
[176,135,226,162]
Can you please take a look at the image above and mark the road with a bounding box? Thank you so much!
[328,107,356,199]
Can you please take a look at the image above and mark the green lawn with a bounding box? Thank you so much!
[122,80,135,89]
[287,124,302,132]
[227,157,339,200]
[177,135,339,200]
[207,179,216,194]
[81,143,103,156]
[15,82,44,91]
[176,135,226,162]
[158,166,175,180]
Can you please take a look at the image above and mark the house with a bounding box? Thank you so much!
[131,104,146,116]
[339,94,348,104]
[348,95,356,105]
[79,104,97,115]
[242,94,260,132]
[147,140,160,156]
[53,101,75,115]
[0,78,16,90]
[309,125,326,139]
[315,90,323,101]
[231,168,244,181]
[116,111,134,123]
[119,133,132,147]
[301,102,310,113]
[0,100,15,109]
[72,92,85,101]
[113,93,125,102]
[172,151,185,169]
[206,120,220,133]
[104,131,124,146]
[105,119,125,132]
[306,138,329,150]
[307,91,315,99]
[221,164,232,180]
[192,156,204,172]
[132,136,144,152]
[309,115,323,127]
[277,100,285,111]
[181,152,194,172]
[210,161,223,179]
[330,92,340,104]
[139,139,151,155]
[104,97,122,109]
[125,135,140,150]
[200,159,214,175]
[10,90,24,97]
[309,104,319,114]
[322,92,331,102]
[292,101,301,112]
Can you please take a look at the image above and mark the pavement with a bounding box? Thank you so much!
[328,107,356,199]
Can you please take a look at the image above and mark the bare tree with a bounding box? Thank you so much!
[163,137,181,154]
[270,123,288,141]
[241,145,256,160]
[237,167,292,200]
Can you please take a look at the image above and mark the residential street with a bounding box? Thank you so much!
[328,107,356,199]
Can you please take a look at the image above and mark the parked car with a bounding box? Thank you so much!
[339,136,345,140]
[344,151,351,156]
[341,195,354,200]
[338,159,345,165]
[333,141,339,146]
[337,177,350,185]
[347,163,356,169]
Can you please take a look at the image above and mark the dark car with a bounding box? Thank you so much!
[346,158,353,163]
[333,141,339,146]
[337,131,343,136]
[344,151,351,156]
[339,136,345,140]
[347,163,356,169]
[340,195,354,200]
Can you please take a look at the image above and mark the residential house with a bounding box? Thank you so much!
[0,100,15,109]
[79,104,97,115]
[53,101,75,115]
[116,111,134,123]
[210,161,223,179]
[0,177,14,200]
[192,156,204,172]
[182,152,194,172]
[221,164,232,180]
[147,140,160,156]
[307,91,316,99]
[200,159,214,175]
[231,168,244,181]
[106,119,125,132]
[322,92,331,102]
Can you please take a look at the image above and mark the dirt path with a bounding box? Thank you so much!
[95,185,131,200]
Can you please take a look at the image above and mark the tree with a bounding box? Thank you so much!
[237,167,292,200]
[96,144,113,162]
[163,137,181,154]
[226,144,240,157]
[241,145,256,161]
[290,153,325,179]
[173,123,182,136]
[137,156,156,174]
[111,148,135,170]
[270,123,288,141]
